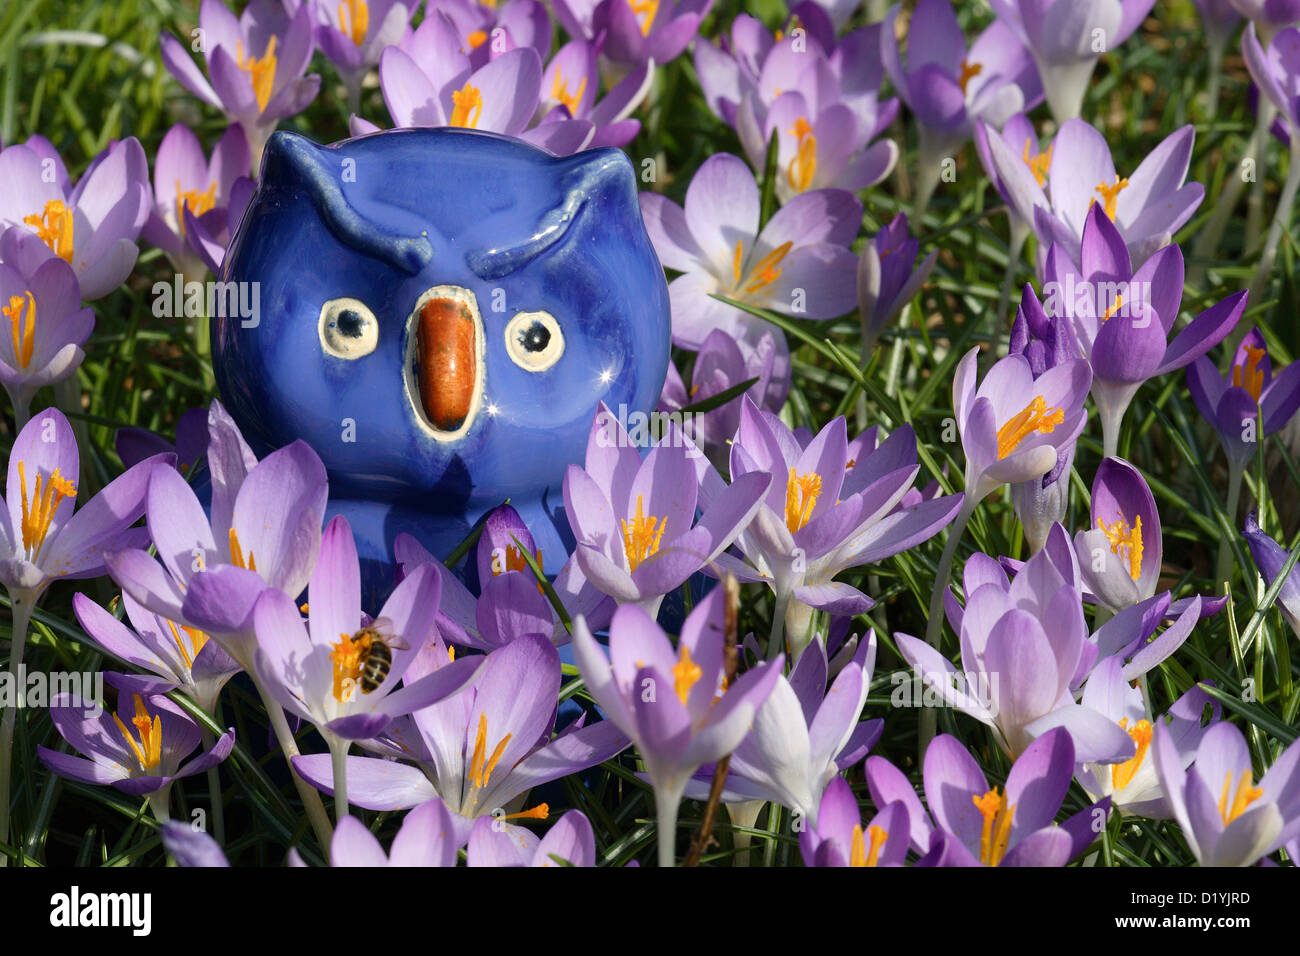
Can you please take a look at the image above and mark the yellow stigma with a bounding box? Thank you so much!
[23,199,74,264]
[1110,718,1152,791]
[1218,768,1264,826]
[1233,344,1267,403]
[236,35,278,113]
[551,66,588,115]
[467,29,488,49]
[339,0,369,46]
[784,467,823,534]
[469,711,513,790]
[849,823,888,867]
[1093,176,1130,221]
[17,461,77,560]
[629,0,658,36]
[5,291,36,370]
[995,396,1064,460]
[113,695,163,773]
[972,788,1015,867]
[450,82,484,128]
[958,59,982,95]
[620,494,667,573]
[672,644,702,705]
[1100,292,1124,323]
[503,803,549,821]
[165,619,210,670]
[227,527,257,572]
[330,631,366,702]
[786,116,817,193]
[1097,510,1143,580]
[1023,140,1052,187]
[175,180,218,237]
[730,239,794,298]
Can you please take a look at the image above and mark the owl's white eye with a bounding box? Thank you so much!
[319,298,379,359]
[504,311,564,371]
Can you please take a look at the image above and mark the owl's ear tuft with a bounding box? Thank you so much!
[260,130,434,276]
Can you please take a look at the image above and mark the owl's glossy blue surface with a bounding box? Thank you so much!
[214,128,670,596]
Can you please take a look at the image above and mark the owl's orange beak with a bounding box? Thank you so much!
[415,296,477,432]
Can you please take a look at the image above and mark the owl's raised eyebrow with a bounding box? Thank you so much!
[465,152,626,281]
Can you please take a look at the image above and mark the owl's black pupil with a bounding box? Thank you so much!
[520,322,550,352]
[336,309,365,338]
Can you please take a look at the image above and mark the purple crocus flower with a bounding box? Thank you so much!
[115,407,210,473]
[73,591,240,716]
[539,38,652,149]
[313,0,415,108]
[294,633,630,846]
[564,404,771,617]
[161,820,232,867]
[159,0,321,169]
[973,112,1051,248]
[106,400,329,671]
[0,228,93,422]
[857,214,938,359]
[881,0,1042,212]
[1229,0,1300,29]
[0,136,149,300]
[141,123,253,279]
[638,153,860,400]
[306,798,459,867]
[1188,327,1300,472]
[437,0,553,68]
[553,0,714,70]
[1152,718,1300,866]
[252,515,481,749]
[990,0,1156,122]
[1007,284,1086,552]
[1076,656,1221,818]
[708,398,964,657]
[1074,457,1161,613]
[572,588,783,866]
[681,634,881,823]
[866,728,1110,866]
[1043,206,1246,456]
[798,777,912,867]
[38,688,234,818]
[467,808,596,866]
[1242,511,1300,637]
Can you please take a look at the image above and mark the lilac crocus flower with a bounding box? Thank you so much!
[988,118,1203,271]
[0,228,93,422]
[467,808,596,867]
[798,777,912,867]
[1194,1,1242,118]
[709,398,964,657]
[252,516,481,749]
[857,214,938,359]
[1007,284,1086,553]
[38,688,233,819]
[538,38,652,149]
[1229,0,1300,30]
[866,728,1110,866]
[73,591,240,716]
[553,0,713,70]
[161,820,232,867]
[1242,511,1300,637]
[1043,206,1246,456]
[141,123,252,280]
[0,136,149,300]
[990,0,1156,122]
[115,407,209,473]
[974,112,1051,251]
[106,400,329,671]
[323,799,458,866]
[573,588,783,866]
[564,404,770,617]
[1152,718,1300,866]
[1074,457,1161,613]
[1076,657,1221,818]
[294,633,630,846]
[435,0,553,68]
[313,0,415,108]
[159,0,321,169]
[881,0,1042,212]
[638,153,860,400]
[681,633,881,823]
[1188,327,1300,473]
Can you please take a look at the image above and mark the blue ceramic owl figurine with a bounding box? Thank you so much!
[214,127,670,595]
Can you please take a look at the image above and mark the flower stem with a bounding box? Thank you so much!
[1204,37,1225,122]
[329,734,349,823]
[147,788,171,823]
[655,782,686,868]
[767,587,791,661]
[1215,461,1245,590]
[1249,136,1300,305]
[201,728,225,846]
[997,219,1029,341]
[1247,100,1279,254]
[919,499,975,760]
[0,590,35,867]
[253,678,334,852]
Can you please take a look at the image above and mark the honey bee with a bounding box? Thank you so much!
[349,618,408,694]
